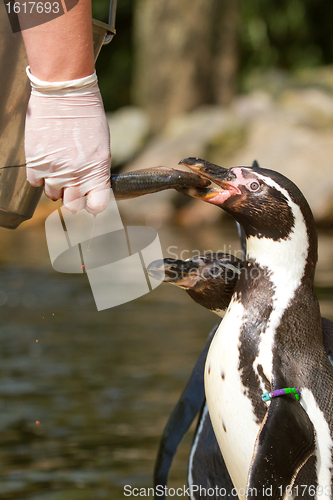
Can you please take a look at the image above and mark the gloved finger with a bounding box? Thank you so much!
[26,167,44,187]
[63,186,86,214]
[86,181,111,215]
[44,182,63,201]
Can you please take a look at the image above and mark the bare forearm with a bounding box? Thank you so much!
[19,0,95,81]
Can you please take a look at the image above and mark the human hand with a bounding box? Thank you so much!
[25,68,111,214]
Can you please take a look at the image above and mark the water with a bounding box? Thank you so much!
[0,216,332,499]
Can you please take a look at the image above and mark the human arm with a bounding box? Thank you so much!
[19,0,111,213]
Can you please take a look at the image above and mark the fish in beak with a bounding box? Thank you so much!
[178,157,241,205]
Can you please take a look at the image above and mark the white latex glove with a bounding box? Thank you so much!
[25,67,111,214]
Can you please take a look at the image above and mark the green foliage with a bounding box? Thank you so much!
[239,0,333,90]
[92,0,134,111]
[93,0,333,111]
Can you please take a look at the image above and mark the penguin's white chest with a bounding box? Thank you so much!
[204,300,263,498]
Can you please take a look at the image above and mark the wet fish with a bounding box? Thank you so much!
[111,166,210,199]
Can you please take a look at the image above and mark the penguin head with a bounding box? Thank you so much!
[179,157,315,243]
[147,253,241,313]
[147,257,204,289]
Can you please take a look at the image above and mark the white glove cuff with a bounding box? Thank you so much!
[26,66,99,97]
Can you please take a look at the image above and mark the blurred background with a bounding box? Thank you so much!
[93,0,333,226]
[1,0,333,498]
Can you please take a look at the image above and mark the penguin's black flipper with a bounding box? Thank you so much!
[153,323,219,499]
[247,397,315,500]
[189,402,234,500]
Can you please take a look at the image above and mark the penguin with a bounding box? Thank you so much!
[148,252,333,500]
[147,253,240,500]
[173,157,333,499]
[108,161,333,498]
[148,253,242,316]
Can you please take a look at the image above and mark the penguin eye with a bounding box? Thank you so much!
[248,180,260,192]
[210,266,221,277]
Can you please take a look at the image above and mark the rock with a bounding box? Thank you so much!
[232,91,276,121]
[279,88,333,128]
[243,66,333,98]
[125,105,238,172]
[107,107,151,167]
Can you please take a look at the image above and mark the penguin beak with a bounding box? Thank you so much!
[147,259,201,287]
[146,259,165,282]
[178,157,241,203]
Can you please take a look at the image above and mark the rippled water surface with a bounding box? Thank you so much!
[0,214,332,500]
